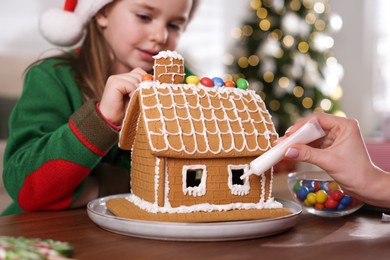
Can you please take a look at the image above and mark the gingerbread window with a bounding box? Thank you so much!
[182,165,207,197]
[228,165,250,196]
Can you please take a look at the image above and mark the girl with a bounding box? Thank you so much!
[2,0,198,215]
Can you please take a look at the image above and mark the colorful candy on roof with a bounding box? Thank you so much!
[141,74,249,91]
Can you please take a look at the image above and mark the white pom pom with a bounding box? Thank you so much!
[39,9,84,47]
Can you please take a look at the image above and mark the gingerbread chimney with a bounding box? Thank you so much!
[153,50,185,84]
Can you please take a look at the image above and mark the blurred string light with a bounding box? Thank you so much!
[227,0,345,134]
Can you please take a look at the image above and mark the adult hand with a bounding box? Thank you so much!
[280,112,390,207]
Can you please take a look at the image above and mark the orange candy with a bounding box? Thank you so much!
[142,74,154,82]
[314,203,324,211]
[225,80,236,87]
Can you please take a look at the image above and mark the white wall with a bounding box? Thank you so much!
[177,0,250,77]
[0,0,59,98]
[329,0,376,137]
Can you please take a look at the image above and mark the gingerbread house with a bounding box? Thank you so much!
[106,51,290,222]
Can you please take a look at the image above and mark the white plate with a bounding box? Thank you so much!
[87,194,302,241]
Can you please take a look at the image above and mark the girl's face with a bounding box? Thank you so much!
[97,0,193,74]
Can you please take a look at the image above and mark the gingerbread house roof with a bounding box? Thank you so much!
[119,83,278,159]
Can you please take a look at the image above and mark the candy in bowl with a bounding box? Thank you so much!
[287,171,364,217]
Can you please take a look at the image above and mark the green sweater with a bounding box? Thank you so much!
[2,57,130,215]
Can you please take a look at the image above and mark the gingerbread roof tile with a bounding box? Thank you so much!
[120,83,278,159]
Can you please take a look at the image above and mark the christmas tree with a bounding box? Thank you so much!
[227,0,344,135]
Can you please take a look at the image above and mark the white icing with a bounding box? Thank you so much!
[153,50,184,60]
[163,157,172,207]
[155,157,161,205]
[126,193,283,214]
[268,167,274,201]
[139,81,155,88]
[260,171,266,204]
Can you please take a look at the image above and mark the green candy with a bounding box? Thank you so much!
[236,78,249,90]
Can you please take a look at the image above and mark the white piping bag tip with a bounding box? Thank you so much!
[240,170,252,180]
[248,118,325,176]
[240,169,263,180]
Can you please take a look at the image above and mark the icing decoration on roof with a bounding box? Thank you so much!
[135,82,277,158]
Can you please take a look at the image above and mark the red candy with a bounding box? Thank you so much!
[200,77,214,87]
[330,189,344,201]
[324,198,339,209]
[313,181,321,192]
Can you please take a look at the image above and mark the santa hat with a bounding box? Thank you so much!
[39,0,114,47]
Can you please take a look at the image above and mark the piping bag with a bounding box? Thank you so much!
[241,118,326,179]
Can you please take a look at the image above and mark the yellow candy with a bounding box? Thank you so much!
[304,199,313,207]
[315,190,328,204]
[186,75,200,85]
[306,192,317,205]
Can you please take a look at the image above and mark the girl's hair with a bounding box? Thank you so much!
[76,20,112,101]
[76,0,200,101]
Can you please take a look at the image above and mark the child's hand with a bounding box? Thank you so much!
[99,67,147,125]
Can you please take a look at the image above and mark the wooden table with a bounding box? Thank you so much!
[1,173,390,259]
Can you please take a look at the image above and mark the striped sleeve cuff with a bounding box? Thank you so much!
[69,100,119,156]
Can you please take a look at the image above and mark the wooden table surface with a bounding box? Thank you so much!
[1,173,390,259]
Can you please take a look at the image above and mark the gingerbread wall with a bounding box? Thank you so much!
[164,157,268,208]
[130,117,161,204]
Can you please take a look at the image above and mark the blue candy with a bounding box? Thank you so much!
[305,180,315,192]
[340,195,353,206]
[320,181,329,192]
[212,77,225,87]
[337,203,347,211]
[297,186,309,201]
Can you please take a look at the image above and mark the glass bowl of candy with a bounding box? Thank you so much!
[287,171,364,217]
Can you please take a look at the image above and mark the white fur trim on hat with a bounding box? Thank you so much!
[39,0,114,47]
